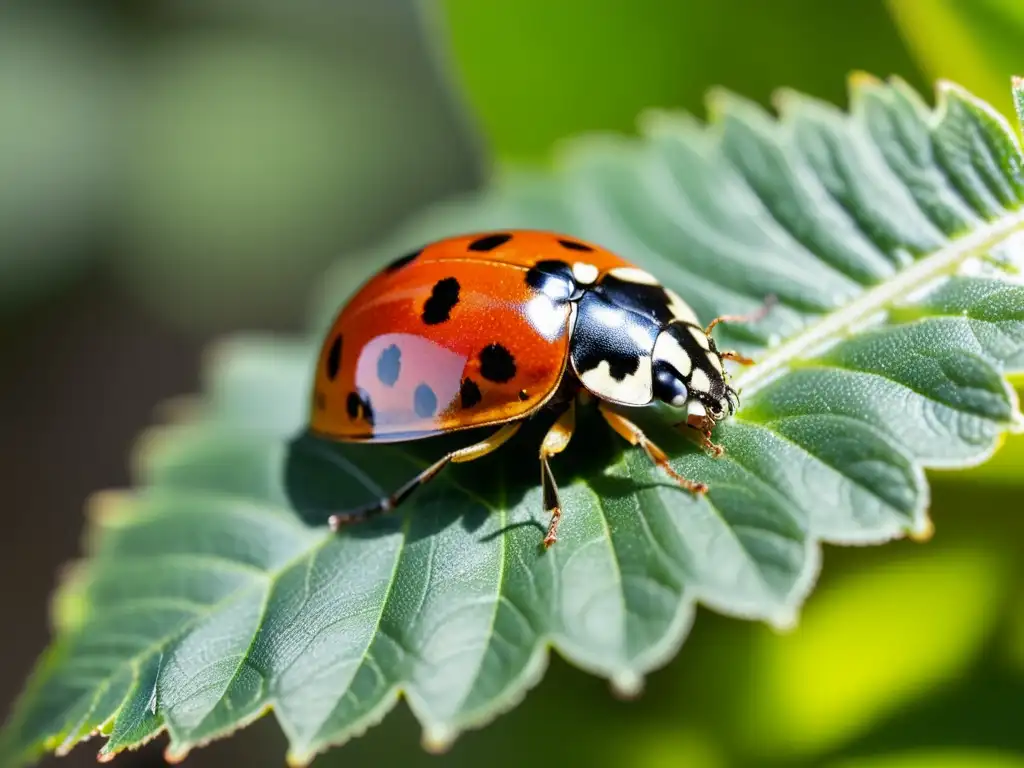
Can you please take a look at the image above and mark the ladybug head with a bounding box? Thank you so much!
[652,323,739,425]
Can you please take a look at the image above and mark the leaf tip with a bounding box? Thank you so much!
[152,395,202,427]
[704,85,739,122]
[200,333,252,389]
[163,744,191,764]
[909,515,935,543]
[932,79,978,115]
[1012,75,1024,133]
[933,78,999,116]
[637,107,703,141]
[769,86,802,117]
[610,672,645,700]
[96,747,118,763]
[421,725,456,755]
[847,71,886,112]
[85,489,134,527]
[848,70,882,90]
[56,728,100,758]
[130,424,184,482]
[768,609,800,633]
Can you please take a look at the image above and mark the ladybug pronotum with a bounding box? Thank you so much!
[310,230,772,547]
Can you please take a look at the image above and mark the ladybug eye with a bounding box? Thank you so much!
[653,361,688,408]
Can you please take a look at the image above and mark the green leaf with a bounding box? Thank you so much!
[5,74,1024,767]
[886,0,1024,127]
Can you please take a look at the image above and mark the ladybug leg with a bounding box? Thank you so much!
[539,401,576,548]
[328,421,522,531]
[682,422,724,457]
[598,402,708,495]
[719,350,756,366]
[703,294,777,335]
[671,410,725,457]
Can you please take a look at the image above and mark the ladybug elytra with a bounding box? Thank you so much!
[310,230,772,547]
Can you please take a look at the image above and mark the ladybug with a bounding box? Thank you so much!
[310,230,772,547]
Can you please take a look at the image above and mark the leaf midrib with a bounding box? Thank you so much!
[732,209,1024,396]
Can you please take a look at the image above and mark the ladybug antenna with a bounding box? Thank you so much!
[726,386,740,415]
[704,294,777,336]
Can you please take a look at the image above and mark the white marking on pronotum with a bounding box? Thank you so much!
[652,329,693,376]
[707,352,723,373]
[689,325,711,350]
[687,399,707,418]
[627,322,655,351]
[689,368,712,394]
[572,261,599,284]
[665,289,700,325]
[525,294,569,340]
[591,301,625,327]
[608,266,659,285]
[579,356,653,405]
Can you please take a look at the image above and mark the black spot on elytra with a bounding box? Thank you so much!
[346,392,360,419]
[460,377,482,408]
[346,389,374,425]
[479,343,517,383]
[413,383,438,418]
[558,238,593,252]
[376,344,401,387]
[518,389,529,401]
[468,233,512,252]
[386,248,421,272]
[525,259,578,302]
[326,335,342,380]
[422,277,460,325]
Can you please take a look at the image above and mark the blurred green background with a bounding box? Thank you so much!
[2,1,1023,767]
